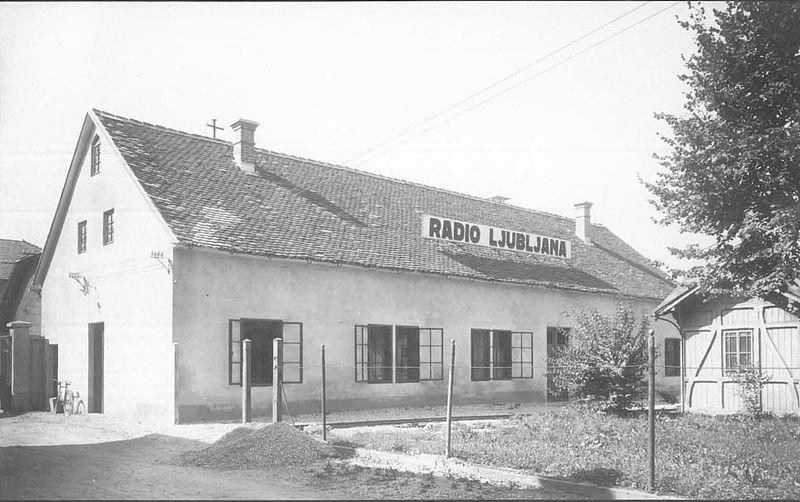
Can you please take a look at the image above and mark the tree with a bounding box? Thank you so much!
[647,2,800,312]
[548,302,651,415]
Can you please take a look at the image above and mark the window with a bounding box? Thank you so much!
[723,329,753,374]
[355,325,443,383]
[471,329,533,381]
[77,220,87,254]
[103,209,114,245]
[664,338,681,377]
[228,318,303,386]
[90,137,100,176]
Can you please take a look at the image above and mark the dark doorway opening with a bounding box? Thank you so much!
[547,327,570,402]
[242,319,283,385]
[88,323,104,413]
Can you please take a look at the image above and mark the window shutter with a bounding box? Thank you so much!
[229,319,242,385]
[511,332,533,379]
[419,328,443,380]
[282,322,303,383]
[355,325,368,382]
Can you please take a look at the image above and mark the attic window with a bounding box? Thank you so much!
[103,209,114,245]
[77,220,87,254]
[90,137,101,176]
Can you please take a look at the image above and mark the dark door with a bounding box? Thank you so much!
[242,319,282,385]
[88,323,104,413]
[547,327,570,402]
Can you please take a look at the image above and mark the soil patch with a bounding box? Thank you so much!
[174,422,338,470]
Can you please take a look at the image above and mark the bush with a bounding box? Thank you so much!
[731,365,771,417]
[548,301,651,415]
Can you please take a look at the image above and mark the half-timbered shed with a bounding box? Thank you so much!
[33,109,677,424]
[655,286,800,416]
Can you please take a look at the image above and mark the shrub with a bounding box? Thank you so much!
[731,365,771,417]
[548,301,651,415]
[657,389,679,404]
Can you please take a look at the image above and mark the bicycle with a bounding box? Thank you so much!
[50,380,85,415]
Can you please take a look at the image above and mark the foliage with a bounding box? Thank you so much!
[646,1,800,313]
[334,408,800,499]
[547,302,651,415]
[731,365,772,416]
[657,388,679,405]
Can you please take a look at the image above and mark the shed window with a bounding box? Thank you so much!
[77,220,87,254]
[90,137,100,176]
[228,318,303,386]
[664,338,681,377]
[723,329,752,374]
[103,209,114,245]
[471,329,533,381]
[355,325,443,383]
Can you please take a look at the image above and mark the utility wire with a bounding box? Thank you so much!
[350,1,680,167]
[343,1,651,166]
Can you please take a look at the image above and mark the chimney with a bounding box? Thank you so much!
[574,201,593,244]
[231,119,259,174]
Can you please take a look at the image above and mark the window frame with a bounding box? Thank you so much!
[90,136,101,176]
[77,220,87,254]
[102,209,114,245]
[355,324,444,384]
[723,329,753,375]
[471,329,533,381]
[664,338,681,377]
[228,318,304,386]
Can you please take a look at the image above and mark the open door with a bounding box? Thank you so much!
[88,323,104,413]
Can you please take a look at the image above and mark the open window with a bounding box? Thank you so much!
[355,325,443,383]
[471,329,532,381]
[228,318,303,386]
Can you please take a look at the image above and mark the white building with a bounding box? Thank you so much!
[33,109,678,424]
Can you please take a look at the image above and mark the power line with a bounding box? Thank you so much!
[350,1,680,167]
[342,2,652,166]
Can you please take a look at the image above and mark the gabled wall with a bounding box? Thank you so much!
[40,118,176,423]
[677,296,800,415]
[172,247,677,421]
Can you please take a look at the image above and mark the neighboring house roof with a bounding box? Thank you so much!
[35,109,676,301]
[0,239,40,281]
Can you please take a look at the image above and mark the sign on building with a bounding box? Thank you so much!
[421,215,571,259]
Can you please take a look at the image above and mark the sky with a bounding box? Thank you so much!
[0,1,715,270]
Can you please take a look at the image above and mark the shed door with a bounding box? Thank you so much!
[684,329,720,410]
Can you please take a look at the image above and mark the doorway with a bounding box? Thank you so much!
[88,323,104,413]
[547,327,570,402]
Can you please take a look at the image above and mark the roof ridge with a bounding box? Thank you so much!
[92,108,578,226]
[256,147,578,225]
[92,109,231,146]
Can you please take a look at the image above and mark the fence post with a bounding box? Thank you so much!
[242,339,251,423]
[321,344,327,441]
[648,328,656,492]
[273,338,283,423]
[445,338,455,458]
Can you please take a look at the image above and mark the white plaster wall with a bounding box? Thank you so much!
[40,123,175,423]
[173,247,674,420]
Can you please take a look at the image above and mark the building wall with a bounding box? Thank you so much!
[173,247,675,421]
[40,124,176,424]
[677,296,800,415]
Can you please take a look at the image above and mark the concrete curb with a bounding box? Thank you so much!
[294,413,516,429]
[342,447,676,500]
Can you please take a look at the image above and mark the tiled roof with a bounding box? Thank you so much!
[94,109,674,300]
[0,239,40,281]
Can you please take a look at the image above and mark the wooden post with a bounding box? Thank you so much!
[648,328,656,492]
[445,338,455,458]
[242,339,251,423]
[272,338,283,423]
[321,344,327,441]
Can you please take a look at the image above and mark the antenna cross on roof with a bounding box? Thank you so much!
[206,118,224,138]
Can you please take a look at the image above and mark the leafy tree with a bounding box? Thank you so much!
[647,1,800,312]
[548,302,651,415]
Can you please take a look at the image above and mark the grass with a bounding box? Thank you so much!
[328,407,800,499]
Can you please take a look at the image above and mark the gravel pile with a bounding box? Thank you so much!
[174,422,338,470]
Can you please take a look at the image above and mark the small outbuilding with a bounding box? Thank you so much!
[655,285,800,415]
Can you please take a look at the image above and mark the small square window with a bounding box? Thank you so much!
[77,220,87,254]
[103,209,114,245]
[90,137,101,176]
[723,329,753,374]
